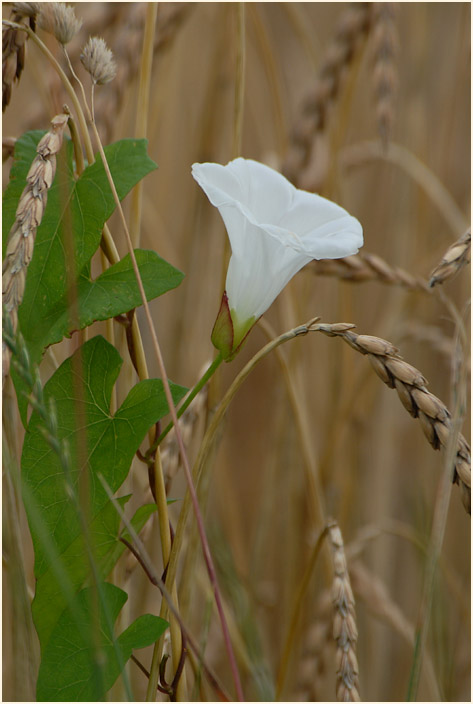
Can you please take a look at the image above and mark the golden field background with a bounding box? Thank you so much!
[2,2,470,701]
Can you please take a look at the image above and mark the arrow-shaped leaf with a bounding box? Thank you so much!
[21,335,186,647]
[36,582,168,701]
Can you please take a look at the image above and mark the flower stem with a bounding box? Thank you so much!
[87,101,244,702]
[150,353,224,454]
[164,319,320,681]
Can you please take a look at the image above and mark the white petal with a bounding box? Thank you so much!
[192,158,296,223]
[226,219,311,321]
[192,157,363,326]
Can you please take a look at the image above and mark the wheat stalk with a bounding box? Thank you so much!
[3,135,17,161]
[428,229,471,288]
[311,250,430,291]
[284,2,372,190]
[349,560,441,700]
[2,111,68,386]
[293,591,333,701]
[328,521,360,702]
[160,381,208,493]
[312,323,471,513]
[93,2,192,141]
[2,2,39,111]
[399,321,471,375]
[369,2,398,148]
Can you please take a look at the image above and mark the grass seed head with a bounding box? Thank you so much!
[80,36,116,85]
[38,3,82,45]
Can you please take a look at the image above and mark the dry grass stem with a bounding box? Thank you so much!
[369,2,398,148]
[349,561,441,700]
[293,591,333,702]
[161,382,208,493]
[428,229,471,288]
[2,2,39,110]
[328,522,360,702]
[2,5,469,701]
[313,323,471,513]
[311,250,430,291]
[399,321,471,375]
[3,135,17,160]
[340,140,468,235]
[284,2,371,190]
[2,111,68,386]
[93,2,192,141]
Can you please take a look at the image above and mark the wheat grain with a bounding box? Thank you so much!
[369,3,398,148]
[284,3,372,190]
[312,323,471,513]
[2,111,68,386]
[428,229,471,288]
[311,251,430,291]
[2,2,40,111]
[327,521,360,702]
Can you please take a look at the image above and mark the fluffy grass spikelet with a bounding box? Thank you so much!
[80,36,116,85]
[38,3,82,46]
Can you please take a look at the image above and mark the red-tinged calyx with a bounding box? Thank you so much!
[211,291,256,361]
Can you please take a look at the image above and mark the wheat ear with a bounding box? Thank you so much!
[2,112,69,386]
[328,521,360,702]
[370,2,398,148]
[312,250,430,291]
[428,229,471,288]
[314,323,471,513]
[2,2,39,111]
[284,2,371,189]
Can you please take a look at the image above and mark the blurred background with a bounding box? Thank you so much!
[3,2,470,701]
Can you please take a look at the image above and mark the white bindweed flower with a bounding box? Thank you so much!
[192,157,363,360]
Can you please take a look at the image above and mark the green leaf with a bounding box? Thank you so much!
[19,136,157,338]
[101,502,157,579]
[4,133,174,423]
[117,613,168,653]
[31,498,158,653]
[41,249,184,349]
[36,582,168,701]
[21,335,186,648]
[30,495,129,651]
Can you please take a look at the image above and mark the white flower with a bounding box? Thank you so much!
[192,157,363,359]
